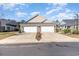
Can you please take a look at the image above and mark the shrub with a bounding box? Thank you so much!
[63,29,71,34]
[72,30,79,34]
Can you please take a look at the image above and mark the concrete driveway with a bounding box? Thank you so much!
[0,32,79,44]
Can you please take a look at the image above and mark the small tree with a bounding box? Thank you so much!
[18,24,21,33]
[55,20,60,32]
[17,22,21,33]
[20,20,26,24]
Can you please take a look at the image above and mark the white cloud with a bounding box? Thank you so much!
[14,4,29,11]
[57,12,74,20]
[0,3,17,10]
[19,3,29,8]
[58,9,74,20]
[46,7,62,15]
[47,3,67,7]
[46,7,50,10]
[20,3,25,6]
[47,3,52,6]
[46,3,68,15]
[30,12,40,16]
[0,3,29,11]
[53,3,67,7]
[50,8,75,21]
[16,11,27,17]
[15,8,19,10]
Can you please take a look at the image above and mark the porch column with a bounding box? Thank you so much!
[35,25,42,41]
[19,24,24,33]
[37,26,41,32]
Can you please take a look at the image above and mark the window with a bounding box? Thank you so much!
[65,26,66,28]
[1,26,5,31]
[67,26,70,29]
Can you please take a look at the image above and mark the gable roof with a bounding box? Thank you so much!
[26,14,46,23]
[43,20,53,23]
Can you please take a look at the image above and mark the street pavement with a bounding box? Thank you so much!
[0,42,79,56]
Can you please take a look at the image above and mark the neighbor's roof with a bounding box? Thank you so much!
[7,20,18,25]
[0,19,18,25]
[61,19,79,26]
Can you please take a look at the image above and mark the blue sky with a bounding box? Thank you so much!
[0,3,79,21]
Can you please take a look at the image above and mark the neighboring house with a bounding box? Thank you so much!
[61,19,79,30]
[0,19,18,32]
[20,15,56,33]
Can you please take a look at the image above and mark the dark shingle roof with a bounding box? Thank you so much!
[0,19,18,26]
[62,19,79,26]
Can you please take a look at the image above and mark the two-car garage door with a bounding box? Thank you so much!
[24,26,54,32]
[41,26,54,32]
[24,27,37,32]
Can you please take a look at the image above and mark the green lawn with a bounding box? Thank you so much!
[59,32,79,39]
[0,32,17,40]
[65,34,79,39]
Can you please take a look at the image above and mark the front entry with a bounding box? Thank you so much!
[37,26,41,32]
[36,26,42,41]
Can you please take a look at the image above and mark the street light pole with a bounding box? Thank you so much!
[75,14,79,31]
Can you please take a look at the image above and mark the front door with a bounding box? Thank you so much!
[36,26,41,41]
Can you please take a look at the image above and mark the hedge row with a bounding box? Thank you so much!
[63,29,79,34]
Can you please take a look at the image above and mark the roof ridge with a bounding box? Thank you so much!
[41,19,47,23]
[25,14,46,23]
[26,14,39,23]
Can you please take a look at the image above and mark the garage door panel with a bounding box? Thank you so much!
[41,26,54,32]
[24,27,37,32]
[24,26,54,32]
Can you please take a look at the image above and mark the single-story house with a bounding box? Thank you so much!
[61,19,79,30]
[20,15,56,33]
[0,19,18,32]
